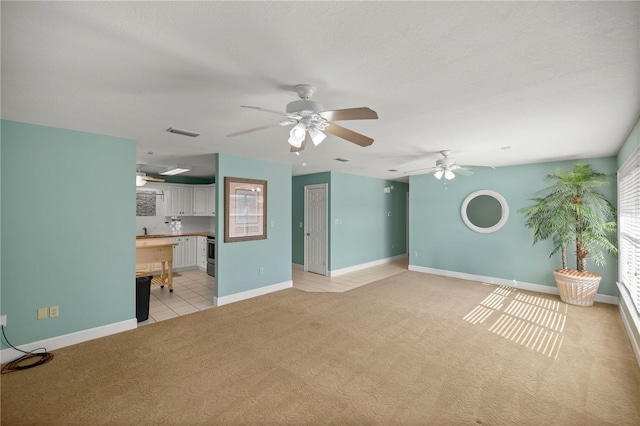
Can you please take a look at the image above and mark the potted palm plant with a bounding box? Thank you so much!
[520,162,617,306]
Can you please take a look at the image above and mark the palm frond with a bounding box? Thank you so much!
[519,162,617,272]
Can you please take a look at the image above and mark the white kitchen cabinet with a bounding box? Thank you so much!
[166,185,194,216]
[172,236,197,269]
[193,184,215,216]
[184,236,197,267]
[196,236,207,271]
[193,187,208,216]
[205,185,215,216]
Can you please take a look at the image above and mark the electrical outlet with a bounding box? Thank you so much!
[259,266,264,275]
[37,307,48,320]
[0,315,6,326]
[50,306,59,318]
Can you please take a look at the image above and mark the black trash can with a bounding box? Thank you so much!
[135,275,152,322]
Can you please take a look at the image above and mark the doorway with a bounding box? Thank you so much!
[304,184,328,275]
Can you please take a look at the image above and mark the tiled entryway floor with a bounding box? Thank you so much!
[292,257,409,293]
[138,257,409,326]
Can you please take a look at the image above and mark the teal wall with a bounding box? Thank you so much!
[1,120,136,348]
[215,154,291,297]
[291,172,331,266]
[618,116,640,167]
[409,157,618,296]
[330,173,408,270]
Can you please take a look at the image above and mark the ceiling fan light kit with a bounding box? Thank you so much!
[308,127,327,146]
[288,124,306,148]
[227,84,378,152]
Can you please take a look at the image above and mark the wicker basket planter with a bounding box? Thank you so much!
[553,269,602,306]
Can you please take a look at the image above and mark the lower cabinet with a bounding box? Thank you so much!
[172,236,197,269]
[196,236,207,271]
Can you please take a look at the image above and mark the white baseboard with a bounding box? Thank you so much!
[329,254,407,277]
[0,319,137,363]
[616,282,640,369]
[214,280,293,307]
[408,265,619,305]
[292,263,304,271]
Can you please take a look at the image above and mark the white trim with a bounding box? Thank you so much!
[292,263,304,270]
[1,319,137,363]
[329,254,407,277]
[408,265,619,305]
[214,280,293,307]
[617,282,640,368]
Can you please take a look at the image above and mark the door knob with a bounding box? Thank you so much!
[306,233,311,236]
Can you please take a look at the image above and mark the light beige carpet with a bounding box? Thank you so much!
[2,272,639,425]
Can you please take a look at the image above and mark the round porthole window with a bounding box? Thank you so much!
[461,190,509,233]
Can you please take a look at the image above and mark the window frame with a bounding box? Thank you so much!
[618,144,640,318]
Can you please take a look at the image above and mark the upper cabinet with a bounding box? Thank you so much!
[166,185,194,216]
[144,183,214,217]
[193,184,215,216]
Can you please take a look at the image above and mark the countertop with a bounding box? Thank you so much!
[135,240,178,247]
[136,232,214,240]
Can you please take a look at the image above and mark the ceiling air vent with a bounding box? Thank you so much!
[334,158,350,162]
[166,127,201,138]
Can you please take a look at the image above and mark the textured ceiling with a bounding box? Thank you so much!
[2,1,639,181]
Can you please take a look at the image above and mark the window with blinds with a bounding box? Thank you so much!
[619,149,640,314]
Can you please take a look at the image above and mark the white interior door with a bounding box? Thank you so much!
[304,184,328,275]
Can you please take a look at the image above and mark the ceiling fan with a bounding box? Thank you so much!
[136,170,164,187]
[226,84,378,153]
[403,150,495,180]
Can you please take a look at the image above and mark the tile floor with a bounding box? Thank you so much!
[292,257,409,293]
[138,269,216,326]
[138,257,409,326]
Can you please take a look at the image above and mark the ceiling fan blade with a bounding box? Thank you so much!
[290,134,308,153]
[454,167,474,176]
[403,166,440,175]
[459,164,496,170]
[319,107,378,121]
[323,122,374,147]
[226,123,280,137]
[240,105,285,115]
[144,176,165,182]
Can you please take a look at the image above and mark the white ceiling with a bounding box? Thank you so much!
[2,1,639,181]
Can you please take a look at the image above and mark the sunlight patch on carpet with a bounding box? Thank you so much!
[463,286,567,359]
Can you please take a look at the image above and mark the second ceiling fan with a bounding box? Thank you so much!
[404,150,495,180]
[226,84,378,153]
